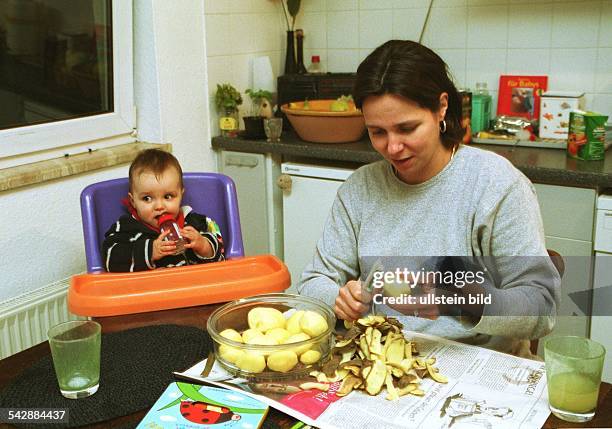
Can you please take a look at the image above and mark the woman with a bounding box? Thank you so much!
[298,40,560,354]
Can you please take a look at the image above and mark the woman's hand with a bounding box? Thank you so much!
[181,226,213,258]
[386,281,439,320]
[152,229,176,261]
[335,280,371,321]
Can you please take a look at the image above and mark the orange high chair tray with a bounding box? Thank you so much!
[69,255,290,317]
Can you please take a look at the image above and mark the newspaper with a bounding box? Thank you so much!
[175,329,550,429]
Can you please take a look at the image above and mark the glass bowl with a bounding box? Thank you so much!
[207,293,336,381]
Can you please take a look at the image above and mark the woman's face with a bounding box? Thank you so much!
[362,93,450,185]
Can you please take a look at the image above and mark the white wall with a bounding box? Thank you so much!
[204,0,284,135]
[0,166,128,301]
[0,0,212,302]
[293,0,612,116]
[135,0,213,173]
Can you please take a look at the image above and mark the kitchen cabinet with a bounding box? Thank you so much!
[591,195,612,383]
[217,151,283,258]
[592,254,612,383]
[533,184,597,353]
[534,184,595,242]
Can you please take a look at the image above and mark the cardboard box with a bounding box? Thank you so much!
[539,91,585,139]
[567,110,608,161]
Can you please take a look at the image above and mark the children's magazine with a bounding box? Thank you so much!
[497,75,548,120]
[137,382,268,428]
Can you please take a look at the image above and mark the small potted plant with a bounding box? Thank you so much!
[243,88,273,139]
[215,83,242,137]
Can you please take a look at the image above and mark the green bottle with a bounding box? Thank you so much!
[471,82,492,134]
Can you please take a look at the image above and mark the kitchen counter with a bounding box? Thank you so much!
[212,132,612,190]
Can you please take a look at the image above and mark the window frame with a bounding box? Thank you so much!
[0,0,135,162]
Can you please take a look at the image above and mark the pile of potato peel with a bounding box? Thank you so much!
[306,315,447,400]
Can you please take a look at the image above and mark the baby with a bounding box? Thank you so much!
[102,149,224,272]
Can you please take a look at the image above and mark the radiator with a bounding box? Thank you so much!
[0,278,83,360]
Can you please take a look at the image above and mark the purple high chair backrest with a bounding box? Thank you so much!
[80,172,244,273]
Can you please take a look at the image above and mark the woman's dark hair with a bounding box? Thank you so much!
[129,149,184,191]
[353,40,463,148]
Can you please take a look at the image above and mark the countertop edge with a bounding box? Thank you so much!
[212,136,612,190]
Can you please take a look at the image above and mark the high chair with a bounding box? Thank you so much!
[71,172,289,317]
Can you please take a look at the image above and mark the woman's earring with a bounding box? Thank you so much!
[439,120,447,134]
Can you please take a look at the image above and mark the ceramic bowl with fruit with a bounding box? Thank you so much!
[281,96,366,144]
[207,293,336,380]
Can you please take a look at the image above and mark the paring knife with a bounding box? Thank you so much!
[362,259,384,315]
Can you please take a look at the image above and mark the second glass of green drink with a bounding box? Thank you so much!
[544,336,605,423]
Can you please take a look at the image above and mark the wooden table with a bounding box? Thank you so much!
[1,304,610,428]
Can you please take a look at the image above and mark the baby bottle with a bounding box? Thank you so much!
[157,214,186,255]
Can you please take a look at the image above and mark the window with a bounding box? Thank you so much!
[0,0,134,166]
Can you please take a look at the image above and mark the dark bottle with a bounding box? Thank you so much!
[157,214,186,255]
[284,30,297,74]
[295,29,307,74]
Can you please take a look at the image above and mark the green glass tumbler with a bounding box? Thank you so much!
[544,336,605,422]
[48,320,101,399]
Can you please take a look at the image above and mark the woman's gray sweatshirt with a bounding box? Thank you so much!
[298,145,561,353]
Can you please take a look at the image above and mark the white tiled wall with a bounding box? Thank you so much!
[299,0,612,116]
[205,0,612,132]
[204,0,284,134]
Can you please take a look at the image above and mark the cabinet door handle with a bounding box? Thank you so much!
[225,156,259,168]
[277,174,292,192]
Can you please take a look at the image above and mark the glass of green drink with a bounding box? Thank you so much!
[544,336,605,422]
[48,320,101,399]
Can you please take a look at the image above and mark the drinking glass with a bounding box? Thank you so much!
[264,118,283,142]
[545,336,605,422]
[48,320,101,399]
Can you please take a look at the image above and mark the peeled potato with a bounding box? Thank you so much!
[383,281,408,298]
[300,310,328,337]
[266,327,291,344]
[284,332,311,355]
[242,328,263,343]
[300,349,322,365]
[246,333,278,357]
[248,307,286,332]
[267,350,298,373]
[235,353,266,373]
[286,310,305,334]
[219,344,244,364]
[246,334,279,346]
[219,328,243,343]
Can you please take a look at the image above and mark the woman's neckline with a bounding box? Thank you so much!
[389,143,461,189]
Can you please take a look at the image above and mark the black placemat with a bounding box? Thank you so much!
[0,324,212,429]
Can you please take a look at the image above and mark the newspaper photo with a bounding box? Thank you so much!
[175,324,550,429]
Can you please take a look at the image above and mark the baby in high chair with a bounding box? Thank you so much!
[102,149,224,272]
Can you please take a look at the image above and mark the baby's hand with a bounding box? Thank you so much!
[181,226,213,258]
[152,229,176,261]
